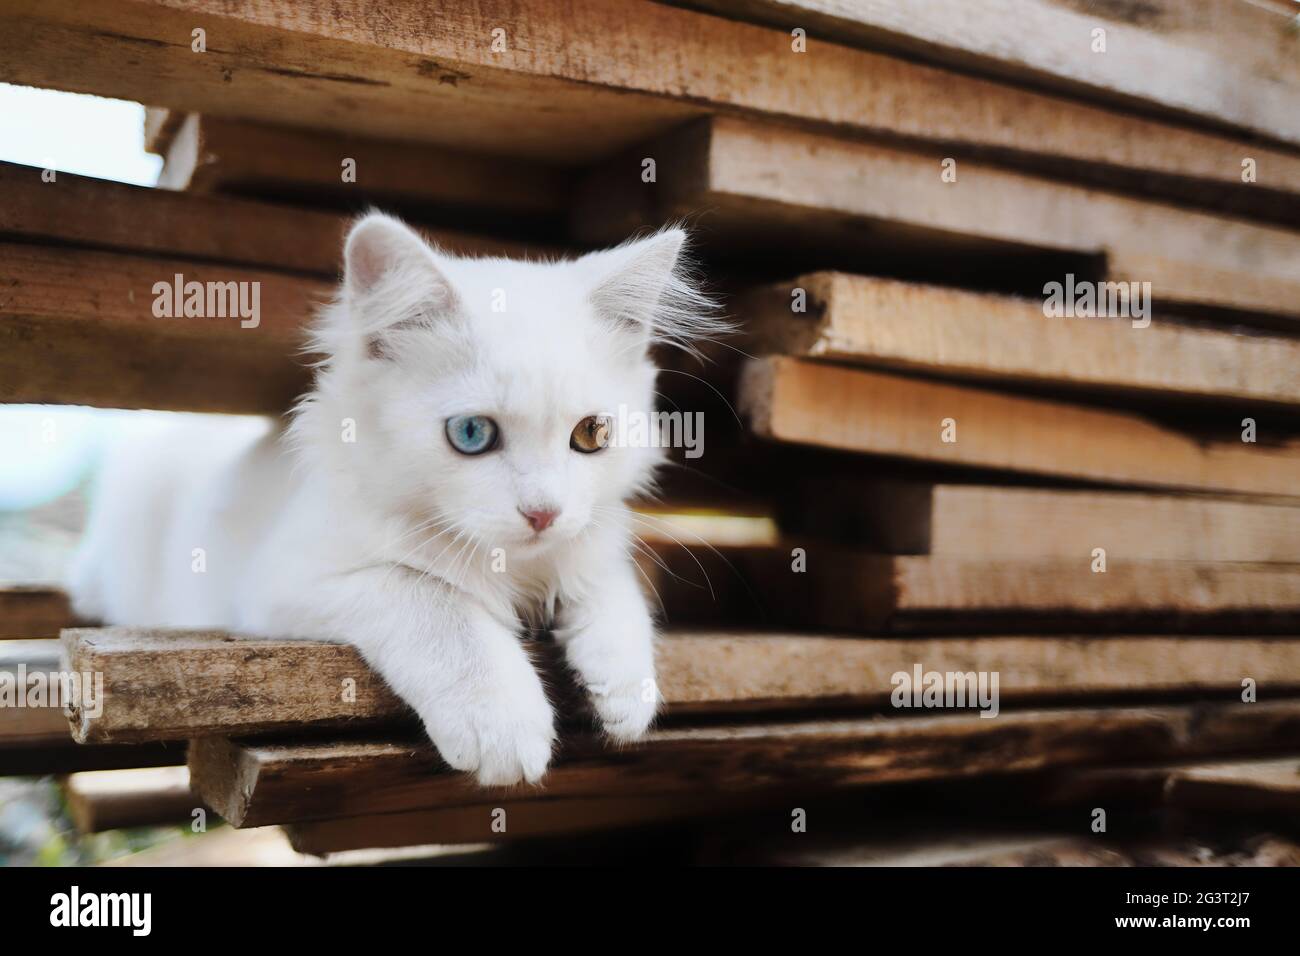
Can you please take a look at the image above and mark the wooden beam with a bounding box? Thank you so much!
[739,357,1300,496]
[788,482,1300,563]
[655,544,1300,631]
[189,699,1300,827]
[63,627,1300,743]
[286,791,787,853]
[154,113,569,221]
[1165,756,1300,815]
[577,118,1300,319]
[0,639,71,747]
[62,766,202,833]
[0,162,543,277]
[2,0,1296,222]
[0,242,321,412]
[686,0,1300,147]
[737,273,1300,407]
[0,586,83,639]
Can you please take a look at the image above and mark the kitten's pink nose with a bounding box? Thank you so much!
[521,508,559,533]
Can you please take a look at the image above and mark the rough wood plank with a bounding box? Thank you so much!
[788,482,1300,563]
[0,243,321,412]
[66,627,1300,744]
[62,766,202,833]
[286,791,786,853]
[155,113,568,220]
[189,699,1300,827]
[739,357,1300,496]
[0,162,543,277]
[737,273,1300,407]
[1166,756,1300,815]
[0,639,71,746]
[2,0,1296,222]
[686,0,1300,146]
[578,118,1300,319]
[655,544,1300,631]
[0,585,83,639]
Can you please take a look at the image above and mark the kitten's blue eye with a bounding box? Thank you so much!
[445,415,499,455]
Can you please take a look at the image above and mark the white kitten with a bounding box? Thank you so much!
[68,213,719,785]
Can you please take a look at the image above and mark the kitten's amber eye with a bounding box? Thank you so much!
[570,415,612,454]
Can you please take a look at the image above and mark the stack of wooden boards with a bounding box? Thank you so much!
[2,0,1299,860]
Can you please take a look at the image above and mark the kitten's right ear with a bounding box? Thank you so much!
[342,213,460,358]
[344,213,453,301]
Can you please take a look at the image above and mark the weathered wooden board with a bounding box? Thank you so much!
[65,627,1300,744]
[739,357,1300,496]
[788,482,1300,563]
[737,273,1300,407]
[0,243,321,412]
[0,162,542,276]
[62,766,203,833]
[154,112,568,221]
[0,639,71,747]
[286,791,788,853]
[577,118,1300,319]
[1,0,1296,221]
[0,586,83,639]
[1165,756,1300,815]
[189,699,1300,827]
[687,0,1300,146]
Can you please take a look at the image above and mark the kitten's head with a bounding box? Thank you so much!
[307,212,718,556]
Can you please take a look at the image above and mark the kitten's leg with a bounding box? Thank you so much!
[554,558,658,741]
[283,566,555,785]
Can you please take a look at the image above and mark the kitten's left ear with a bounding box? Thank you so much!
[581,228,712,352]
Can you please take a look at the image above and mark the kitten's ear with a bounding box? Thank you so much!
[344,212,454,302]
[341,212,460,358]
[581,227,720,355]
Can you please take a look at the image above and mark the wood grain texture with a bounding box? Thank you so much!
[1,0,1295,222]
[737,273,1300,407]
[0,243,320,412]
[577,118,1300,319]
[789,482,1300,563]
[0,586,84,639]
[62,766,202,833]
[64,627,1300,743]
[739,357,1300,496]
[155,112,568,219]
[189,699,1300,827]
[686,0,1300,146]
[1165,756,1300,814]
[654,543,1300,631]
[0,162,543,276]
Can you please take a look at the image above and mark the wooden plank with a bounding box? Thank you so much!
[789,482,1300,563]
[154,113,568,221]
[577,118,1300,319]
[0,162,543,277]
[66,627,1300,744]
[655,544,1300,631]
[0,585,83,639]
[737,273,1300,407]
[739,357,1300,496]
[0,243,320,412]
[286,792,787,853]
[0,639,71,747]
[2,1,1297,223]
[1166,756,1300,815]
[188,699,1300,827]
[686,0,1300,146]
[62,766,203,832]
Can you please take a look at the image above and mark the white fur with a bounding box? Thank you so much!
[68,213,720,785]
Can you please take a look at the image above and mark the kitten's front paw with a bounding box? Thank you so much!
[420,663,556,786]
[587,676,658,743]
